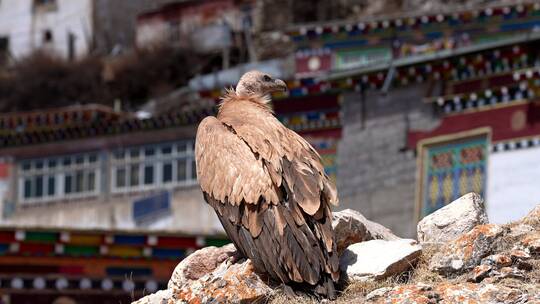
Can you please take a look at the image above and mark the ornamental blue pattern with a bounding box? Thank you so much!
[421,137,488,217]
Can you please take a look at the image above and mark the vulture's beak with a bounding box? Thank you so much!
[274,79,288,92]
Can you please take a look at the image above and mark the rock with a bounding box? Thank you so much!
[521,232,540,255]
[494,266,526,280]
[521,204,540,227]
[367,282,528,304]
[510,249,531,261]
[417,193,488,243]
[339,239,422,281]
[469,264,492,282]
[332,209,400,255]
[132,289,171,304]
[168,244,236,291]
[429,224,505,274]
[172,258,271,304]
[508,224,535,238]
[481,254,512,268]
[164,243,271,303]
[365,287,392,301]
[136,244,270,304]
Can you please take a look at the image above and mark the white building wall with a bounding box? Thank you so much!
[487,146,540,224]
[0,0,93,60]
[0,0,33,59]
[135,19,168,48]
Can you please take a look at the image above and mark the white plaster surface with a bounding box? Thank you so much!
[487,146,540,224]
[0,0,92,59]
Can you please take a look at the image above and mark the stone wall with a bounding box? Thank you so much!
[337,84,439,238]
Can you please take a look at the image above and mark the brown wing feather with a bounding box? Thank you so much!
[218,95,338,214]
[195,116,279,207]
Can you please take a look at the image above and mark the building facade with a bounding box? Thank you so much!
[0,104,224,235]
[196,1,540,237]
[0,0,169,62]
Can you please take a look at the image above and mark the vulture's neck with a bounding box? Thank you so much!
[218,90,273,116]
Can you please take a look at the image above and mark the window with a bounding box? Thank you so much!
[0,37,8,65]
[111,141,196,193]
[43,30,53,43]
[33,0,57,11]
[18,153,101,204]
[67,32,76,61]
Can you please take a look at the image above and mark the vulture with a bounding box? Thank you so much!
[195,70,340,298]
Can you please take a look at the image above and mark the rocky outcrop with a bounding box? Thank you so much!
[332,209,400,255]
[168,244,237,289]
[339,239,422,281]
[165,244,272,303]
[417,193,488,243]
[172,259,271,303]
[134,198,540,304]
[135,244,270,304]
[429,224,505,274]
[366,282,531,304]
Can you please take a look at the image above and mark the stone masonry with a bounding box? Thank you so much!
[337,84,440,238]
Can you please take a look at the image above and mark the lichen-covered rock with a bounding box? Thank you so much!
[469,264,492,282]
[367,282,529,304]
[172,258,271,304]
[521,232,540,255]
[481,254,512,268]
[132,289,171,304]
[417,193,488,243]
[339,239,421,281]
[429,224,505,274]
[332,209,399,255]
[521,204,540,226]
[168,244,236,292]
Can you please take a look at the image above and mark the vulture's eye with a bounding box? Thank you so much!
[263,75,272,82]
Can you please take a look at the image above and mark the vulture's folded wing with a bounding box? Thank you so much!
[195,116,279,206]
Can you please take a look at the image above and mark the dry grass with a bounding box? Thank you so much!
[267,207,540,304]
[266,235,540,304]
[267,243,446,303]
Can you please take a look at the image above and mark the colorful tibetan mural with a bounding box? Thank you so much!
[416,129,489,219]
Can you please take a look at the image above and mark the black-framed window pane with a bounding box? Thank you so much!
[88,154,97,163]
[177,142,187,153]
[163,163,173,183]
[144,148,155,157]
[114,150,125,159]
[144,165,154,185]
[116,168,126,188]
[130,149,140,159]
[75,156,84,164]
[75,171,84,192]
[48,159,57,168]
[35,176,43,197]
[63,157,71,166]
[130,165,139,186]
[191,159,197,179]
[22,162,31,171]
[24,179,32,198]
[35,161,44,169]
[65,175,72,194]
[161,146,172,154]
[177,159,186,181]
[47,176,55,196]
[87,172,95,191]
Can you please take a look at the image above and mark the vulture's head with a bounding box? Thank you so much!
[235,71,287,96]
